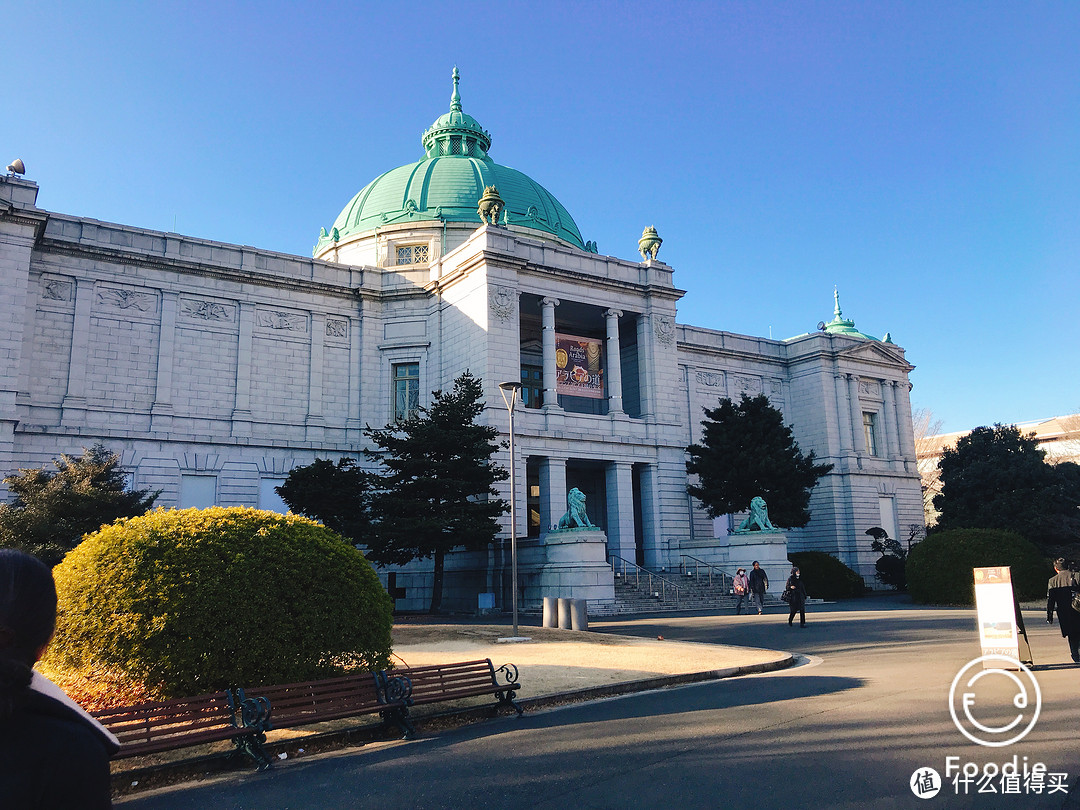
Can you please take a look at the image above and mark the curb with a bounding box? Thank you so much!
[110,654,795,798]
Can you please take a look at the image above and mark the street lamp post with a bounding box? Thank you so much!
[499,381,524,638]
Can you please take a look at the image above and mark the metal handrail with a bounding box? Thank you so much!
[678,555,737,593]
[609,556,683,605]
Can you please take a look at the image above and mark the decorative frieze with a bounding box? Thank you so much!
[325,319,349,339]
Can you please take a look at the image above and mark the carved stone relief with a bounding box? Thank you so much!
[95,285,157,314]
[325,319,348,339]
[732,375,762,396]
[653,316,674,345]
[40,275,74,302]
[255,309,308,333]
[180,297,235,323]
[859,379,882,399]
[488,286,516,321]
[695,371,725,389]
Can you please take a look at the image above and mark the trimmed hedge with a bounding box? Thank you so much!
[48,507,393,697]
[788,551,865,600]
[906,528,1047,605]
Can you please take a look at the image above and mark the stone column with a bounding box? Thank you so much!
[636,314,655,418]
[638,463,663,569]
[346,312,363,442]
[847,374,866,454]
[604,309,624,415]
[231,302,254,438]
[541,297,561,411]
[61,278,94,426]
[307,313,325,442]
[150,292,176,433]
[881,379,900,459]
[605,461,635,562]
[539,456,567,539]
[833,371,852,454]
[896,381,916,458]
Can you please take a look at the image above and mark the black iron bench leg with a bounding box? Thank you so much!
[382,705,416,740]
[496,690,524,717]
[234,731,273,771]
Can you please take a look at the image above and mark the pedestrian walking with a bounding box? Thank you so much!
[732,568,750,614]
[785,565,807,627]
[748,561,768,615]
[0,549,120,808]
[1046,557,1080,663]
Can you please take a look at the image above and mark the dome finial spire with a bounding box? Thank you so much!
[450,66,462,113]
[833,286,842,319]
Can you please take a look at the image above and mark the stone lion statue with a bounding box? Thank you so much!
[557,487,595,530]
[737,496,777,532]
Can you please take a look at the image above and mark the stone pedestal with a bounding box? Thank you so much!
[527,529,615,605]
[722,531,791,583]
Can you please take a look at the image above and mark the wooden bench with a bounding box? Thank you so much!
[236,671,413,740]
[91,689,272,769]
[381,659,522,738]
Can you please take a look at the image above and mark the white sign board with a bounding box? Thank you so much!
[973,566,1019,664]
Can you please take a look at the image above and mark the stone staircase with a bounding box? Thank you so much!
[605,568,786,615]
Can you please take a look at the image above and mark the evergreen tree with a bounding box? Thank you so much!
[933,424,1080,552]
[275,457,374,545]
[0,443,159,565]
[364,371,509,613]
[686,394,832,529]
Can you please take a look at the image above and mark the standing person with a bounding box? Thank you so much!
[0,549,120,808]
[748,560,769,615]
[786,566,808,628]
[732,568,750,615]
[1046,557,1080,664]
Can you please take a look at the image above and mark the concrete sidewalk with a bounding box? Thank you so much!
[112,619,792,800]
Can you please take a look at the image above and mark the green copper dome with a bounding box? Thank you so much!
[315,68,587,255]
[821,289,881,340]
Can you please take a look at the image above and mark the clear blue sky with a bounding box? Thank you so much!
[4,1,1078,434]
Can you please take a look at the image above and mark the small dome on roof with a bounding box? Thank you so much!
[315,68,585,255]
[821,289,880,341]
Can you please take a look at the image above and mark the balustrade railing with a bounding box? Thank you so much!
[609,556,683,605]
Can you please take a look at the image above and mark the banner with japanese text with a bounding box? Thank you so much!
[555,333,604,399]
[973,566,1020,664]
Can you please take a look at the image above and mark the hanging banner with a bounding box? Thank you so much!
[973,566,1020,664]
[555,333,604,399]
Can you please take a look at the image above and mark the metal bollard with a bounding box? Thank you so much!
[542,596,558,628]
[557,597,572,629]
[570,598,588,631]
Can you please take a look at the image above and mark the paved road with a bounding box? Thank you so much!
[119,596,1080,809]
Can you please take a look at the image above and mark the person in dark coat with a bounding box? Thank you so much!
[785,566,808,628]
[1046,557,1080,664]
[748,561,769,615]
[0,549,120,809]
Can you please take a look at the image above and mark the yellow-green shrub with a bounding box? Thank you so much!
[48,507,393,697]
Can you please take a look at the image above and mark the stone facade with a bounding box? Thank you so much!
[0,166,924,612]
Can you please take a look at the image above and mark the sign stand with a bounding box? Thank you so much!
[973,566,1027,668]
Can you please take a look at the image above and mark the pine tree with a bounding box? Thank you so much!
[933,424,1080,552]
[275,457,374,545]
[686,395,832,529]
[364,371,509,613]
[0,443,159,565]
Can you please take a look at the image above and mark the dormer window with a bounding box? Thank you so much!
[396,244,430,265]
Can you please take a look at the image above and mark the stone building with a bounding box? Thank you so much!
[0,71,924,611]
